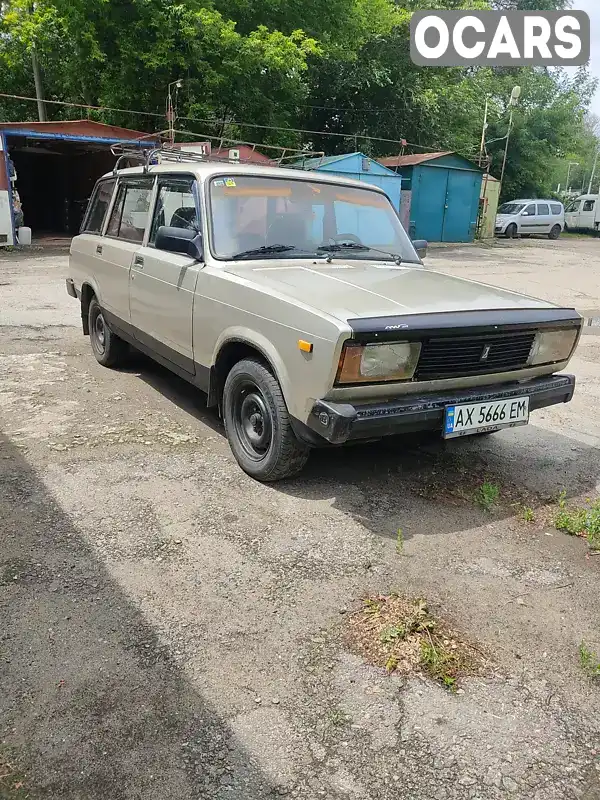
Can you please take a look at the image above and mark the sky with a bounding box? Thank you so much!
[570,0,600,117]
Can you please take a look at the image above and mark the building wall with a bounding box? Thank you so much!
[479,176,501,239]
[0,135,15,246]
[410,164,483,243]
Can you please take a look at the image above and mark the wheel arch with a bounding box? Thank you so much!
[209,331,292,412]
[80,280,101,335]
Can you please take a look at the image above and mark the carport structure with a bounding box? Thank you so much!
[0,120,156,246]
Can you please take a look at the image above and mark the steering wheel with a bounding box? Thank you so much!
[328,233,363,245]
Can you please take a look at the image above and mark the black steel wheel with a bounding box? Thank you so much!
[548,224,561,240]
[88,296,127,367]
[505,223,518,239]
[232,380,274,462]
[223,358,309,481]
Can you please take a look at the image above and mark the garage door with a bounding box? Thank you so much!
[442,170,476,242]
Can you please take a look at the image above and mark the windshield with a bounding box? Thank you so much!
[209,175,420,262]
[498,203,525,215]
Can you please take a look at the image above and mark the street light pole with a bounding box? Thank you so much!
[479,97,489,167]
[166,79,183,145]
[499,108,514,192]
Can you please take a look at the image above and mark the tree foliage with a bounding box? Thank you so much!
[0,0,597,199]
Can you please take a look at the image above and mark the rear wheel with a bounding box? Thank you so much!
[505,223,518,239]
[223,358,309,481]
[549,225,562,240]
[88,296,128,367]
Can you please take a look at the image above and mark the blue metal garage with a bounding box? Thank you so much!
[380,151,484,243]
[295,152,402,212]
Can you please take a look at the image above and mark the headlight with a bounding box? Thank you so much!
[528,328,579,366]
[336,341,421,384]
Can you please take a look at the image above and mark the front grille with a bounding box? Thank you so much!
[415,331,536,380]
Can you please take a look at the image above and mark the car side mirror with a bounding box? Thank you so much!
[155,225,203,261]
[412,239,428,259]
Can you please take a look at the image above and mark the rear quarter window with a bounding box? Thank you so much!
[550,204,563,215]
[82,179,116,234]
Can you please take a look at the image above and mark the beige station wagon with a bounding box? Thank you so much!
[67,150,582,481]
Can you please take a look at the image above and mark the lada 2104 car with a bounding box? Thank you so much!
[67,150,582,481]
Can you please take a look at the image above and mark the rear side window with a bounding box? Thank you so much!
[583,199,596,212]
[550,204,563,215]
[537,203,550,215]
[106,178,154,243]
[82,179,116,234]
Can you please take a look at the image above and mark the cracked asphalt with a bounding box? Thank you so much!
[1,236,600,799]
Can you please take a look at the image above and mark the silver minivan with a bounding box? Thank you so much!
[495,199,564,240]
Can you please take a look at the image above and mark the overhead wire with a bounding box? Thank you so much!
[0,91,444,152]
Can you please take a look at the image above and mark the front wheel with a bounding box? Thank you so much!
[548,225,562,240]
[505,223,518,239]
[223,358,309,481]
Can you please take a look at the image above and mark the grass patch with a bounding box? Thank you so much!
[475,481,500,511]
[553,496,600,551]
[0,751,28,799]
[345,594,484,691]
[579,642,600,680]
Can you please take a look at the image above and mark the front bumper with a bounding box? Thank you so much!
[303,374,575,445]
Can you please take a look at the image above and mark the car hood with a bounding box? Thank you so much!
[222,261,556,322]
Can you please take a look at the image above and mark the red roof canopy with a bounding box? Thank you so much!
[0,119,154,141]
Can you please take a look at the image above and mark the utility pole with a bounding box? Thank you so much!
[566,161,579,194]
[587,150,599,194]
[499,86,521,198]
[31,47,47,121]
[28,2,47,122]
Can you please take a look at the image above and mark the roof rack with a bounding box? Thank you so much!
[110,131,325,173]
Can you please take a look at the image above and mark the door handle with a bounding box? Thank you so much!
[133,255,144,269]
[96,244,103,255]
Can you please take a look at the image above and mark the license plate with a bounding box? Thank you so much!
[443,396,529,439]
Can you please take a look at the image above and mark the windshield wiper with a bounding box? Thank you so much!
[317,242,405,264]
[232,244,298,259]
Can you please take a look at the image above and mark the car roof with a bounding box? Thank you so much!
[101,160,387,193]
[508,199,563,204]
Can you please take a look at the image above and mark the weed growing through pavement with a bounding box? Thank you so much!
[396,527,404,554]
[554,496,600,551]
[327,709,350,728]
[522,506,535,523]
[345,594,483,691]
[476,481,500,511]
[579,642,600,680]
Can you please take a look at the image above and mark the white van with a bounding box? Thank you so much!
[495,199,564,239]
[564,194,600,232]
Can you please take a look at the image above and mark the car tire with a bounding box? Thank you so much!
[548,225,561,240]
[88,296,128,367]
[505,223,518,239]
[223,357,309,482]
